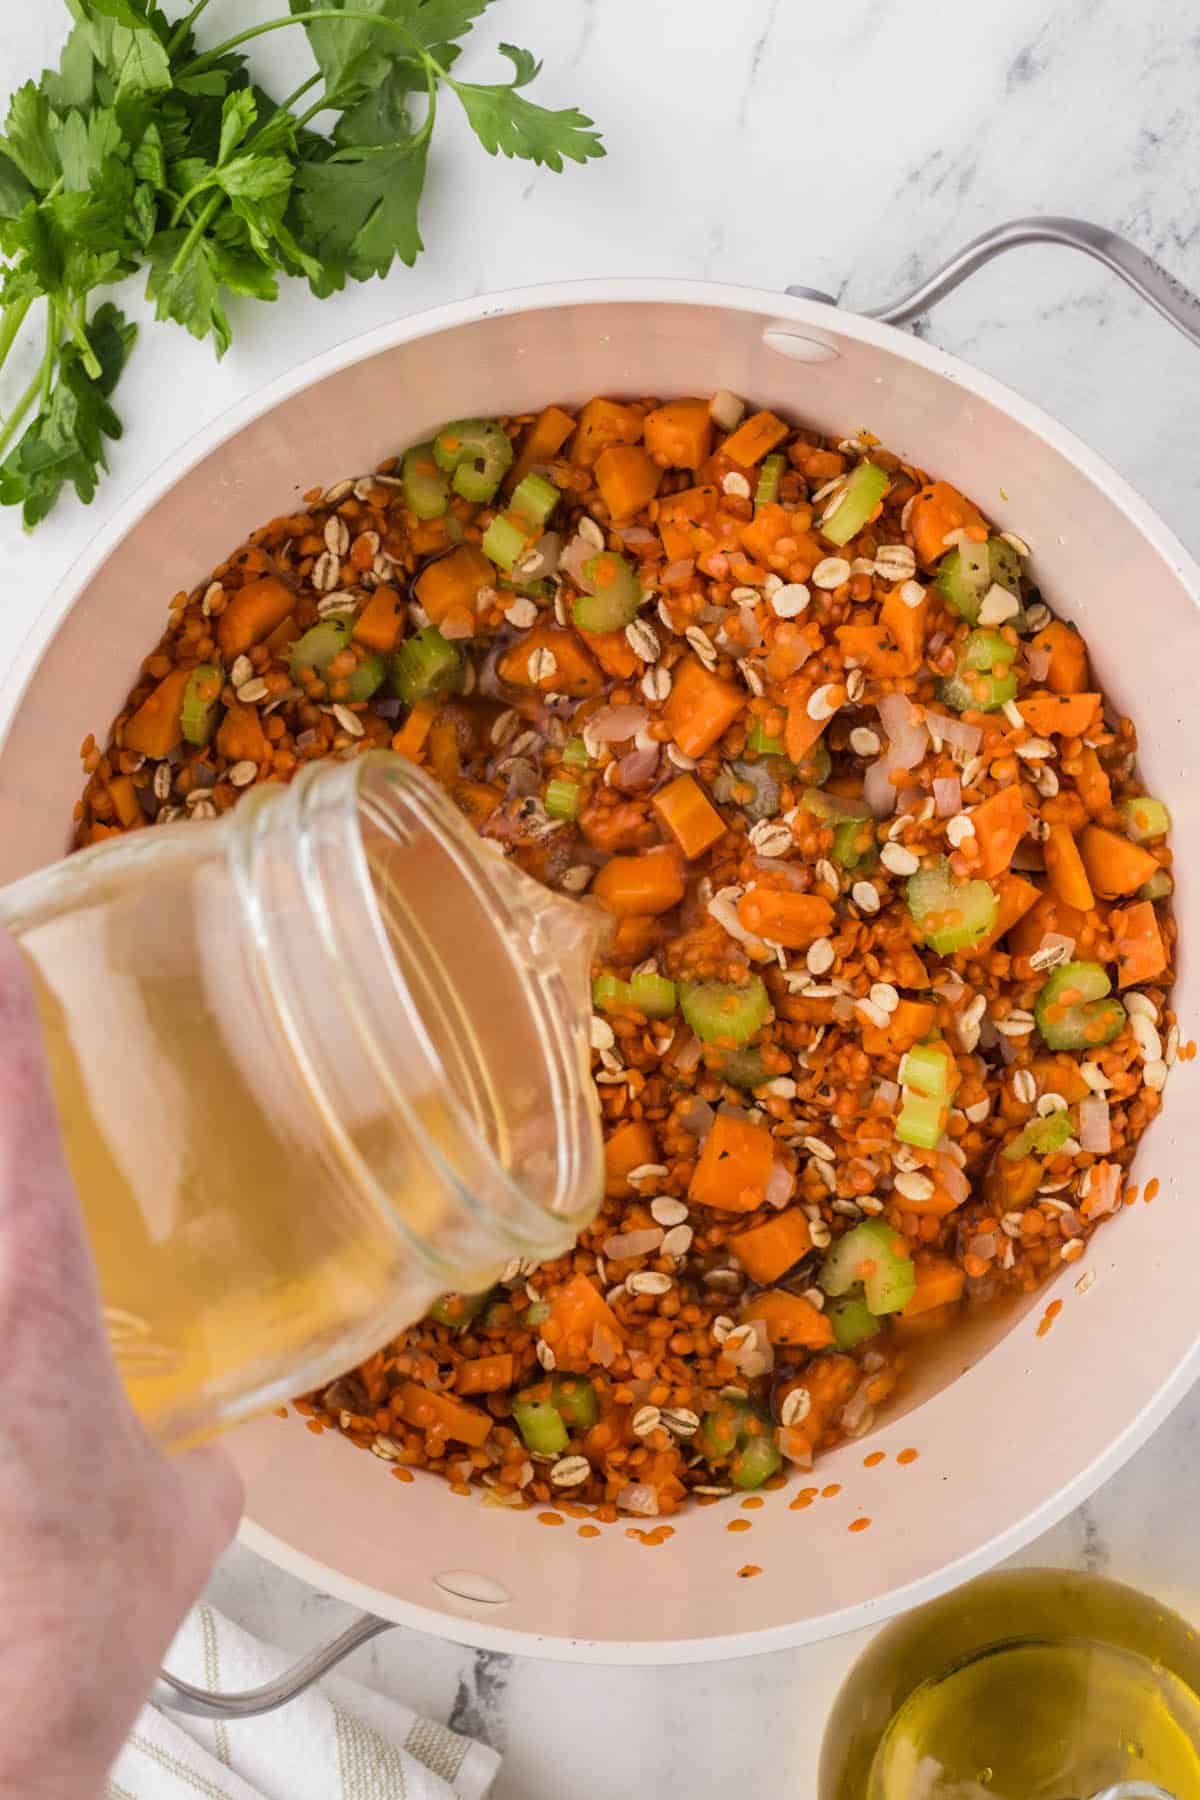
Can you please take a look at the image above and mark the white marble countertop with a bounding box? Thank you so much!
[3,1,1200,1793]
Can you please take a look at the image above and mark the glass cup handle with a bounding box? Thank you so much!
[787,215,1200,352]
[153,1612,395,1720]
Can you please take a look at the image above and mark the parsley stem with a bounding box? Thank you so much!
[61,300,101,381]
[167,0,216,58]
[39,302,58,409]
[180,11,432,78]
[277,74,322,117]
[170,192,224,276]
[0,297,33,379]
[0,302,57,462]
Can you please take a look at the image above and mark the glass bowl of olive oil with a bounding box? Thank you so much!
[819,1569,1200,1799]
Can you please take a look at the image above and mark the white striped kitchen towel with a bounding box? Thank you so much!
[107,1603,499,1800]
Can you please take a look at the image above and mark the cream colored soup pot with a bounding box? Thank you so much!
[2,219,1198,1672]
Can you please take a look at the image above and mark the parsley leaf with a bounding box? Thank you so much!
[1,85,63,193]
[0,0,603,527]
[0,300,135,527]
[451,45,604,171]
[146,229,232,354]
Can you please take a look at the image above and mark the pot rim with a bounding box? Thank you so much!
[3,273,1198,746]
[7,274,1200,1662]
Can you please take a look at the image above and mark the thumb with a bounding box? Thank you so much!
[171,1445,246,1571]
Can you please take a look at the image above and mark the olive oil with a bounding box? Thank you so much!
[821,1569,1200,1799]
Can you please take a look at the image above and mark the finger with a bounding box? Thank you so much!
[169,1445,246,1576]
[0,930,111,1362]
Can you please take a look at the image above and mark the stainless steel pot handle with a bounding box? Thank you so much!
[153,1611,395,1720]
[788,215,1200,350]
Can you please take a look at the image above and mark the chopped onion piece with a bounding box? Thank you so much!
[864,755,898,817]
[933,775,962,816]
[662,558,696,587]
[1078,1095,1112,1154]
[583,704,648,747]
[936,1152,970,1205]
[591,1324,620,1368]
[679,1096,716,1138]
[1027,645,1052,682]
[613,746,659,789]
[709,388,746,431]
[673,1032,703,1074]
[1086,1162,1121,1216]
[877,692,930,769]
[561,533,594,586]
[618,1483,660,1516]
[876,1079,901,1109]
[617,525,657,548]
[766,1162,795,1209]
[926,712,983,759]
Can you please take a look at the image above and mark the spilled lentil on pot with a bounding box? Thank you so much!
[75,390,1177,1521]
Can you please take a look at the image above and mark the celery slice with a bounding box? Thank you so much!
[820,462,890,547]
[401,443,449,520]
[680,976,771,1045]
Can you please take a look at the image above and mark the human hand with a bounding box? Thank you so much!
[0,930,244,1799]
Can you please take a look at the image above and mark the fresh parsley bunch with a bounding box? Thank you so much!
[0,0,604,527]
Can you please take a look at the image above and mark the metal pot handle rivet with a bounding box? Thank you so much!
[789,215,1200,351]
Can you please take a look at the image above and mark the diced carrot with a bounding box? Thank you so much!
[984,1152,1041,1212]
[350,586,403,656]
[451,781,502,828]
[1077,825,1159,898]
[689,1113,775,1213]
[971,784,1029,878]
[652,774,727,859]
[662,656,745,758]
[217,702,269,765]
[1043,822,1095,912]
[122,668,192,759]
[1031,620,1088,694]
[729,1209,814,1285]
[570,398,644,468]
[544,1274,626,1363]
[592,847,686,917]
[497,626,603,697]
[1067,745,1111,817]
[656,485,718,561]
[879,587,928,673]
[909,481,986,567]
[84,821,123,844]
[784,1355,858,1457]
[578,626,639,680]
[216,576,295,660]
[742,1289,835,1350]
[738,502,818,567]
[1007,888,1092,960]
[721,409,789,467]
[1030,1057,1091,1103]
[604,1119,657,1198]
[1110,899,1168,988]
[643,398,712,470]
[784,701,829,765]
[506,403,577,491]
[456,1353,515,1396]
[970,872,1041,954]
[594,444,661,518]
[1018,691,1102,738]
[860,998,936,1057]
[735,889,834,949]
[892,1181,962,1219]
[397,1380,492,1447]
[414,547,493,627]
[901,1254,965,1318]
[264,614,300,658]
[834,623,911,679]
[105,775,143,830]
[392,698,437,762]
[615,921,662,964]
